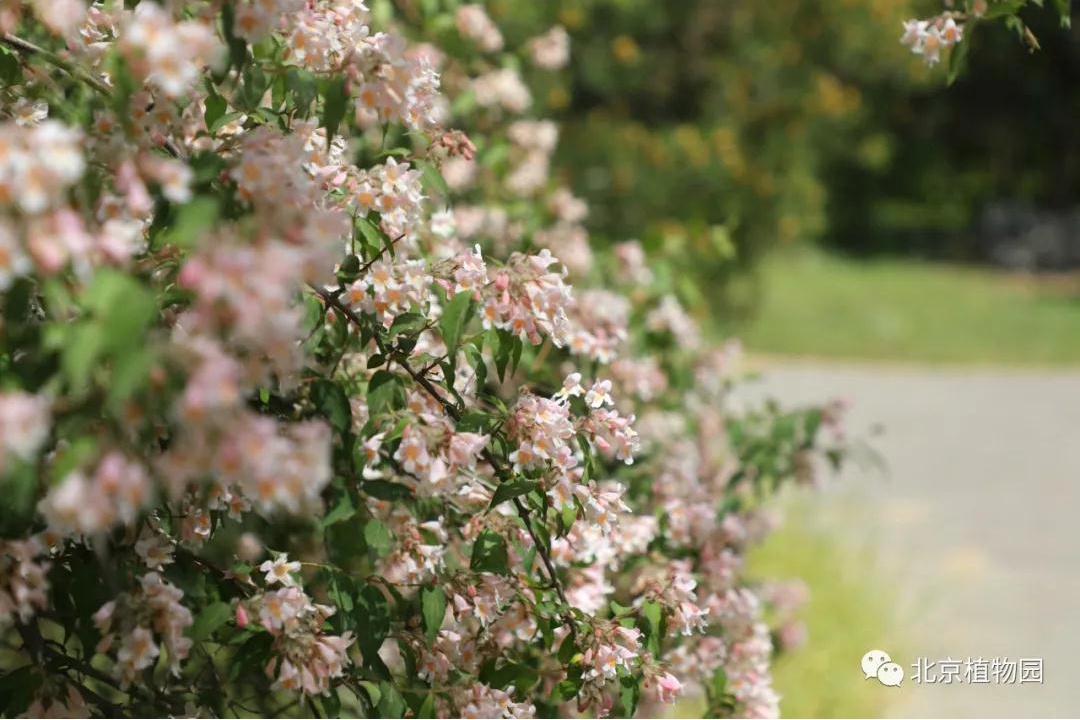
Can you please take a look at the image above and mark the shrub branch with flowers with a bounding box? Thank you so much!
[900,0,1069,80]
[0,2,852,718]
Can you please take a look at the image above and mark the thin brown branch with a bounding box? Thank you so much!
[1,33,111,95]
[1,33,185,159]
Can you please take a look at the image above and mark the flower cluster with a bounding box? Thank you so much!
[40,452,152,538]
[118,2,223,97]
[478,249,575,345]
[93,573,193,687]
[0,2,852,718]
[456,4,504,54]
[528,25,571,70]
[251,584,355,695]
[0,391,50,473]
[0,119,83,217]
[900,15,964,66]
[0,537,50,625]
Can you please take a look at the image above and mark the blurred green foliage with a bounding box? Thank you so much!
[488,0,1079,314]
[486,0,928,313]
[824,4,1080,259]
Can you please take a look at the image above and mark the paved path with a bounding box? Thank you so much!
[736,360,1080,717]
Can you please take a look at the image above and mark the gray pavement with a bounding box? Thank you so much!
[736,360,1080,717]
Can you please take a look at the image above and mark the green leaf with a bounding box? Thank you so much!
[357,215,386,251]
[322,76,349,148]
[220,2,248,70]
[364,518,393,557]
[389,312,427,338]
[320,690,341,718]
[358,680,382,707]
[162,197,220,249]
[983,0,1028,18]
[337,254,361,283]
[0,664,40,717]
[617,674,641,718]
[0,48,22,86]
[355,584,391,667]
[416,693,437,719]
[417,158,450,197]
[0,460,38,537]
[377,681,406,719]
[706,665,729,715]
[456,410,494,434]
[321,493,356,528]
[711,667,728,697]
[440,291,474,358]
[61,323,104,392]
[3,277,33,323]
[311,379,352,432]
[48,436,98,486]
[488,478,538,510]
[420,586,447,643]
[381,223,398,258]
[108,54,136,118]
[639,600,664,657]
[552,669,584,702]
[470,530,509,574]
[228,632,273,682]
[557,634,577,665]
[107,347,154,407]
[190,152,228,186]
[493,332,510,380]
[204,92,227,131]
[83,270,156,353]
[368,370,405,415]
[190,601,232,641]
[271,73,287,110]
[481,661,540,692]
[286,69,318,117]
[463,343,488,388]
[492,328,525,382]
[946,38,971,85]
[209,110,245,135]
[1051,0,1071,26]
[362,479,413,500]
[559,503,578,537]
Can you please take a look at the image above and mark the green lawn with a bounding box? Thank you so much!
[747,495,907,718]
[729,248,1080,365]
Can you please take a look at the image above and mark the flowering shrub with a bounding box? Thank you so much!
[0,2,849,718]
[901,0,1069,79]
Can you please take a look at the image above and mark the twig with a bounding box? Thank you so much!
[356,232,408,275]
[0,33,186,159]
[1,33,111,95]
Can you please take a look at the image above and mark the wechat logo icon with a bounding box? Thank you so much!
[862,649,904,687]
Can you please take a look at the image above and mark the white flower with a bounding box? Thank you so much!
[585,379,614,408]
[117,626,159,674]
[528,25,570,70]
[941,18,963,46]
[455,4,503,52]
[11,98,48,127]
[260,554,301,586]
[135,533,174,571]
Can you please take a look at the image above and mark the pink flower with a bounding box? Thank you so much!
[656,671,683,703]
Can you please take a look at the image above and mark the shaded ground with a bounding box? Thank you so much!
[738,360,1080,717]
